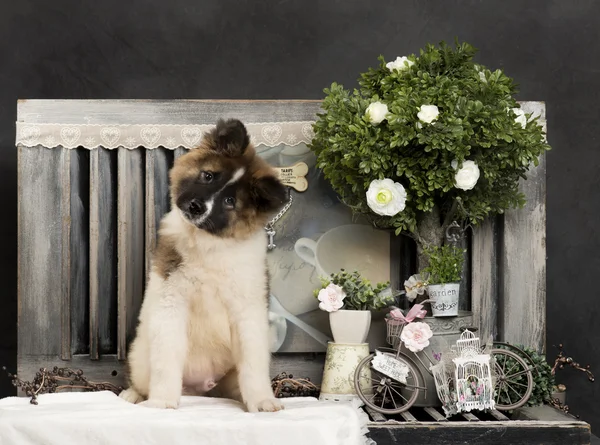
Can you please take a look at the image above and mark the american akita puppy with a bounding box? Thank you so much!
[119,119,287,412]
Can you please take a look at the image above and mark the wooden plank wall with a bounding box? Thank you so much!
[471,101,547,352]
[16,100,547,390]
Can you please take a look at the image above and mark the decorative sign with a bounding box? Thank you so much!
[273,161,309,192]
[371,350,409,384]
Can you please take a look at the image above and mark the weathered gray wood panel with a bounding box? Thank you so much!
[18,146,65,357]
[17,353,326,389]
[17,100,323,125]
[69,149,89,357]
[144,148,171,279]
[90,148,118,358]
[499,102,547,352]
[117,148,145,359]
[471,217,499,343]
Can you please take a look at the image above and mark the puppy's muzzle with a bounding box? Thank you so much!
[187,199,206,217]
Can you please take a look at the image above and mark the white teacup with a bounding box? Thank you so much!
[294,224,391,286]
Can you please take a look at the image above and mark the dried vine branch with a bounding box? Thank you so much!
[271,372,320,398]
[3,366,123,405]
[551,344,595,382]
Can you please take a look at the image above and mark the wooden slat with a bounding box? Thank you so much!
[364,406,388,422]
[17,146,65,357]
[500,102,547,352]
[60,148,71,359]
[399,410,418,422]
[117,148,145,360]
[471,218,499,343]
[69,149,90,357]
[144,148,172,280]
[89,148,118,358]
[489,409,510,421]
[461,412,480,421]
[17,100,323,125]
[368,421,590,445]
[424,406,448,421]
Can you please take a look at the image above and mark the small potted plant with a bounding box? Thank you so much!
[422,245,466,317]
[314,269,397,343]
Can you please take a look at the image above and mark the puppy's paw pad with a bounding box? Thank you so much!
[139,398,179,409]
[254,398,284,412]
[119,388,143,404]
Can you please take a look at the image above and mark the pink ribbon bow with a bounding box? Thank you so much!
[389,304,427,323]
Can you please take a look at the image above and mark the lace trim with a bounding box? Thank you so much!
[15,121,316,149]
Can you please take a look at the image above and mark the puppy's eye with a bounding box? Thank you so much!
[223,196,236,209]
[200,171,214,183]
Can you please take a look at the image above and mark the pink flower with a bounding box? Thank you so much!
[317,283,346,312]
[400,321,433,352]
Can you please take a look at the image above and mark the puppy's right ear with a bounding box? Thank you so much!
[205,118,250,157]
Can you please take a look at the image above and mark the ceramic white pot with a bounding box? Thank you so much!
[329,310,372,343]
[428,283,460,317]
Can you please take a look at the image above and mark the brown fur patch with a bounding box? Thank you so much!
[152,233,182,279]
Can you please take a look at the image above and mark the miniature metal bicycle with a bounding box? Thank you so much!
[353,317,537,415]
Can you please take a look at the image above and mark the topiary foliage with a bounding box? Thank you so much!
[310,40,550,268]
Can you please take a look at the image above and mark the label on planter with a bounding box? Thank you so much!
[371,351,410,384]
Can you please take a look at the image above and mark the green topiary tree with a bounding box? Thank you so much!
[310,40,550,269]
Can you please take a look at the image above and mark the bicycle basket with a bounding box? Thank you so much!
[385,318,405,348]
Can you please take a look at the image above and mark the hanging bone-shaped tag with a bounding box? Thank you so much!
[273,162,309,192]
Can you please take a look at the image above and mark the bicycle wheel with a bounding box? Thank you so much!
[491,348,534,410]
[354,351,423,415]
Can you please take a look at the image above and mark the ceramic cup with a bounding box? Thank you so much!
[294,224,391,285]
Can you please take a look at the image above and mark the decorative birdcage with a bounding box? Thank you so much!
[429,330,495,417]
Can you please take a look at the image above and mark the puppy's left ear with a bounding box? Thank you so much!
[251,175,288,213]
[206,118,250,157]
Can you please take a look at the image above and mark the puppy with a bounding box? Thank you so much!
[119,119,287,412]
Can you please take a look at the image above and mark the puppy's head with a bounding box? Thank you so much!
[170,119,287,238]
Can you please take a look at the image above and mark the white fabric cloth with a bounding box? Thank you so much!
[0,392,373,445]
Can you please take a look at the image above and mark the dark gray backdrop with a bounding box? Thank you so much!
[1,0,598,431]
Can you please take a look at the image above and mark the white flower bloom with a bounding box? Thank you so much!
[454,160,481,191]
[512,107,528,129]
[317,283,346,312]
[400,321,433,352]
[417,104,439,124]
[366,101,389,125]
[366,178,407,216]
[386,56,414,72]
[479,71,487,83]
[404,273,430,301]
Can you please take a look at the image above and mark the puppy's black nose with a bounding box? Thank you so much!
[187,199,205,216]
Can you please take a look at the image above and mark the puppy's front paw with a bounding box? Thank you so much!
[119,388,144,404]
[139,398,179,409]
[248,398,284,413]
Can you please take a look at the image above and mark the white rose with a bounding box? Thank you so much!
[417,104,439,124]
[512,107,527,129]
[366,178,407,216]
[386,56,414,72]
[365,101,389,125]
[454,160,480,191]
[317,283,346,312]
[403,273,430,302]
